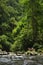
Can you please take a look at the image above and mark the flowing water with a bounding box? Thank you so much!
[0,55,43,65]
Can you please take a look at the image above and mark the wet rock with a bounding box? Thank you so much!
[0,58,11,63]
[0,50,8,55]
[25,51,38,56]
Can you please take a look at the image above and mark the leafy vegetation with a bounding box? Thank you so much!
[0,0,43,52]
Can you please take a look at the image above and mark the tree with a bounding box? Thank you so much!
[0,0,23,51]
[0,0,43,51]
[13,0,43,51]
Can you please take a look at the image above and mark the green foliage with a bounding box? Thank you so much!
[0,0,23,51]
[0,44,2,49]
[37,48,43,53]
[0,0,43,52]
[0,35,11,51]
[11,41,22,52]
[33,43,43,51]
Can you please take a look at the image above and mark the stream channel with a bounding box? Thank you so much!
[0,55,43,65]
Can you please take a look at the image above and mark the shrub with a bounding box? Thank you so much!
[0,44,2,49]
[33,43,42,51]
[11,41,22,52]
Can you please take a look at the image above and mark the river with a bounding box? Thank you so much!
[0,55,43,65]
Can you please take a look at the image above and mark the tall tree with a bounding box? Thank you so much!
[0,0,23,51]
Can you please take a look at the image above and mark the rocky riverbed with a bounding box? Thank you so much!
[0,49,43,65]
[0,54,43,65]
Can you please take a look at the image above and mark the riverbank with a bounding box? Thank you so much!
[0,49,43,56]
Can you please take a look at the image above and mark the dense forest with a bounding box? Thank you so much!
[0,0,43,52]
